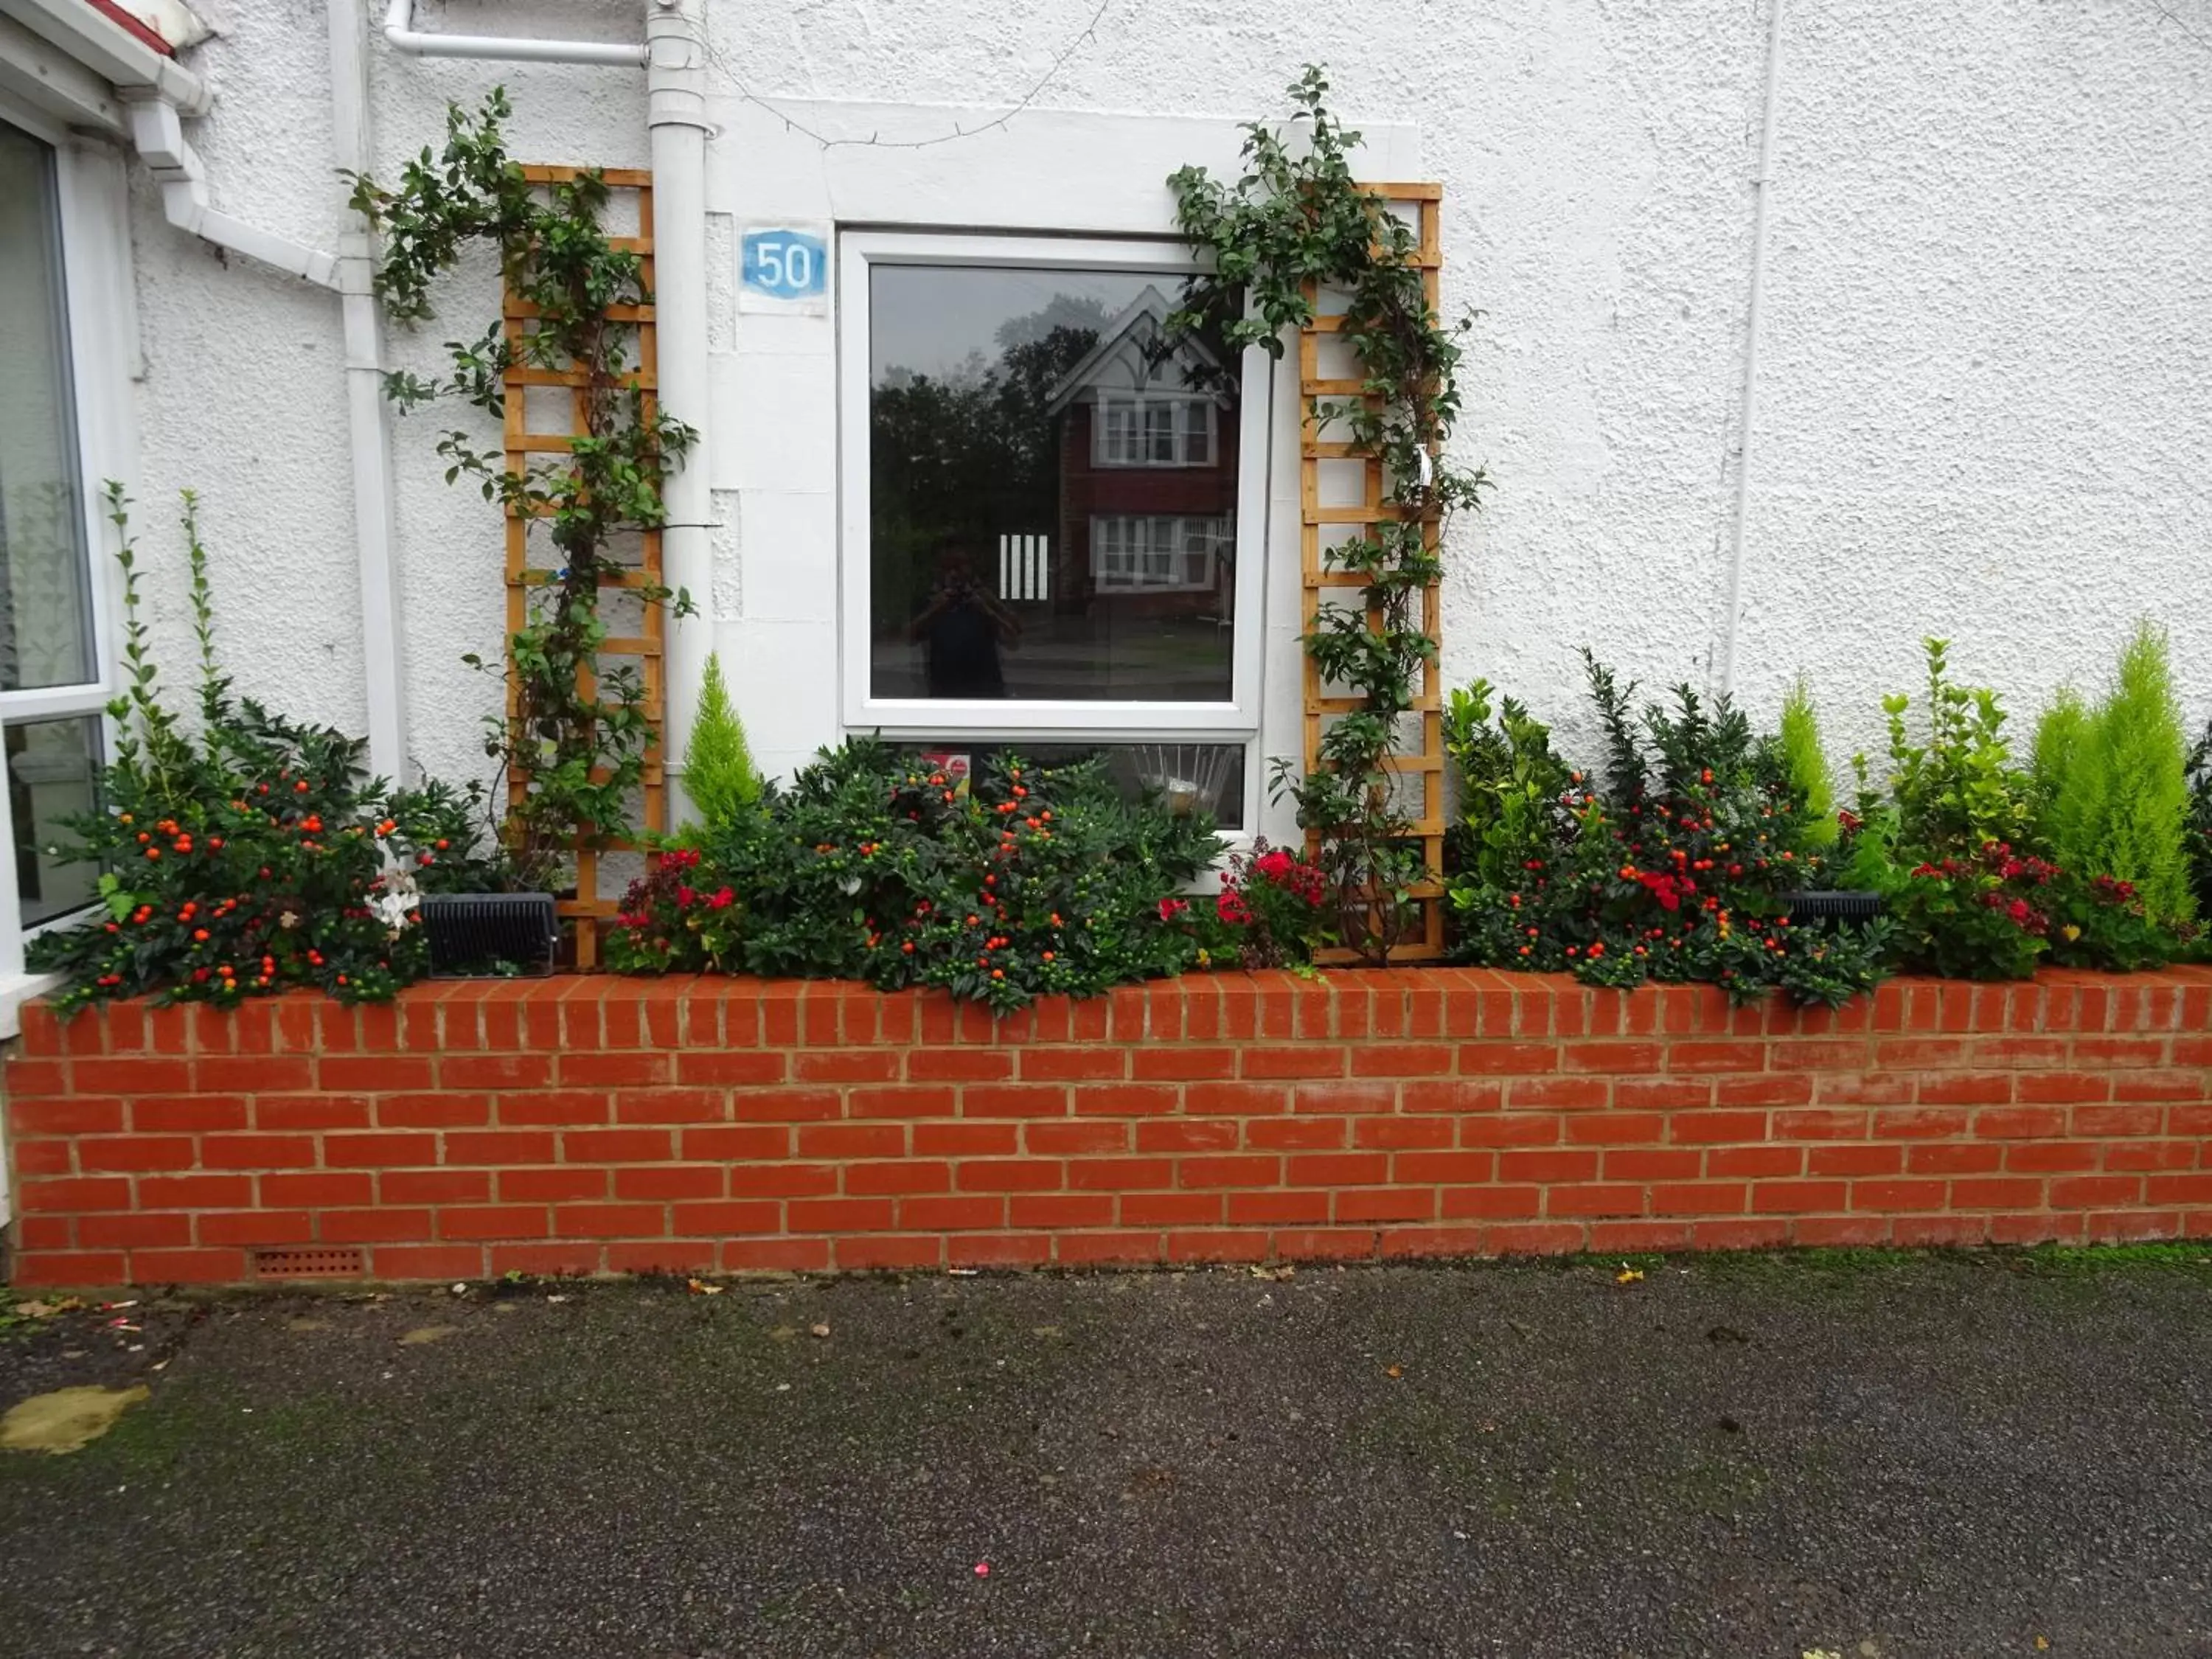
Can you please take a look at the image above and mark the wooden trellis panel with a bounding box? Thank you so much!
[504,165,664,968]
[1301,182,1447,964]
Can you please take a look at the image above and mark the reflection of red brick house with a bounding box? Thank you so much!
[1043,288,1239,622]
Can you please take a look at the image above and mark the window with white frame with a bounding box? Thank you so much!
[841,232,1266,828]
[1091,514,1230,594]
[0,106,122,1001]
[1093,392,1214,467]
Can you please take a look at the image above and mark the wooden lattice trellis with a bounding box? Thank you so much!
[503,165,664,968]
[1301,181,1447,964]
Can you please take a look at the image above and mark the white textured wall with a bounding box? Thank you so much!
[116,0,2212,810]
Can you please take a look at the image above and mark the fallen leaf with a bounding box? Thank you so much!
[1385,1364,1404,1380]
[810,1323,831,1339]
[686,1278,725,1296]
[2034,1641,2049,1652]
[1,1386,149,1455]
[1616,1266,1646,1284]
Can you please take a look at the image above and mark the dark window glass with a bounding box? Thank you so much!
[0,121,94,693]
[9,713,100,926]
[869,263,1239,703]
[897,739,1245,830]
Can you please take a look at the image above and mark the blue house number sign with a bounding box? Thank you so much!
[740,223,830,314]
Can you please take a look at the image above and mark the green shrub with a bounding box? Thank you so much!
[1879,638,2034,854]
[2035,624,2193,925]
[680,651,759,830]
[2188,719,2212,918]
[27,489,507,1013]
[1778,675,1837,851]
[608,741,1220,1011]
[1443,655,1889,1007]
[1839,633,2193,979]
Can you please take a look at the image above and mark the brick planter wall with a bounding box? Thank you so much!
[4,970,2211,1287]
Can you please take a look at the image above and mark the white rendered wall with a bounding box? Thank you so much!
[108,0,2212,816]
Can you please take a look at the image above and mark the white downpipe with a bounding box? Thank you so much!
[1717,0,1787,698]
[646,0,712,821]
[330,0,408,783]
[382,0,647,67]
[124,97,339,286]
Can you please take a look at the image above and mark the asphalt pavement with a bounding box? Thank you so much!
[2,1250,2209,1658]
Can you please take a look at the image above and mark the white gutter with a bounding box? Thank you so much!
[645,0,712,818]
[125,97,339,287]
[330,0,408,782]
[1716,0,1787,698]
[0,0,208,112]
[382,0,647,67]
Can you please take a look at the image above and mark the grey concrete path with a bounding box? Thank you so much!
[2,1251,2210,1658]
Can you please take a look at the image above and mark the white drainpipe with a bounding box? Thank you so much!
[1716,0,1787,698]
[373,0,712,810]
[329,0,408,783]
[645,0,712,817]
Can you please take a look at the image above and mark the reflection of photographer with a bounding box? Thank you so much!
[910,547,1020,698]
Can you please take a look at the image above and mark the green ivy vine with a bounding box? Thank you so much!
[345,89,693,893]
[1168,66,1489,963]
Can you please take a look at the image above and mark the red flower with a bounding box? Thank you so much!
[675,885,698,908]
[1158,897,1190,922]
[708,886,735,910]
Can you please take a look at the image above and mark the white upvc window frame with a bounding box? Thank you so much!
[837,229,1270,751]
[1092,391,1216,469]
[1091,512,1229,595]
[0,94,131,1009]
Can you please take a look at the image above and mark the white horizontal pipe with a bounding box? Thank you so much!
[382,0,647,66]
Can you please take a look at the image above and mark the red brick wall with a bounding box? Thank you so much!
[6,970,2211,1287]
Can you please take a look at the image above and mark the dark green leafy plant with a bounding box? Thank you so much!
[346,89,695,893]
[2187,718,2212,919]
[1444,655,1888,1006]
[28,488,506,1012]
[1168,67,1489,963]
[608,742,1220,1012]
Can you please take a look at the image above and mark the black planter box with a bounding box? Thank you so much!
[1782,889,1885,923]
[418,892,560,975]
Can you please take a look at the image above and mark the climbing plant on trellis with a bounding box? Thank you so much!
[499,164,668,966]
[349,91,692,969]
[1171,69,1486,965]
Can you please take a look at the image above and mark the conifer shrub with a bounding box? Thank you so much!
[681,652,760,831]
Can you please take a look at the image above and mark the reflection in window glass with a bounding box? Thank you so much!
[0,121,94,693]
[869,263,1238,703]
[8,714,100,927]
[900,739,1245,830]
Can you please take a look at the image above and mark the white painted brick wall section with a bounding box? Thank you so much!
[107,0,2211,822]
